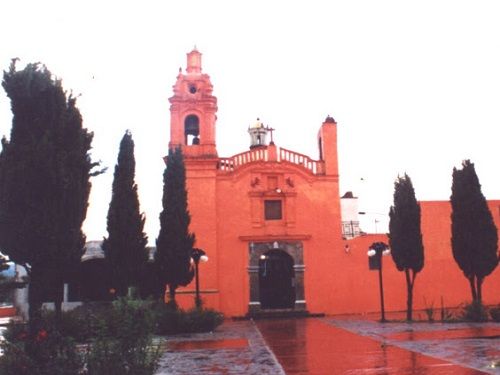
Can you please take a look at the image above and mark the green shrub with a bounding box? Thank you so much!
[28,332,83,375]
[490,306,500,322]
[181,307,224,333]
[153,303,224,335]
[85,334,160,375]
[153,302,183,335]
[1,297,161,374]
[84,297,160,375]
[461,301,489,322]
[423,298,434,322]
[4,305,109,344]
[440,297,455,322]
[0,330,83,375]
[41,308,93,343]
[0,341,35,375]
[3,321,29,343]
[107,298,155,342]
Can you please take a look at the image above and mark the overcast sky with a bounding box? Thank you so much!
[1,0,499,241]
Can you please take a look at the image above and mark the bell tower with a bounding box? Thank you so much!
[168,48,218,157]
[248,118,269,149]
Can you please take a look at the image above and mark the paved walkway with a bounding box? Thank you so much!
[155,320,285,374]
[156,318,500,374]
[328,318,500,374]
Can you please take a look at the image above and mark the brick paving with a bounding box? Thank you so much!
[155,320,285,375]
[328,318,500,374]
[2,311,498,373]
[156,318,500,374]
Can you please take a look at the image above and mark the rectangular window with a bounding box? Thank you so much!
[265,200,282,220]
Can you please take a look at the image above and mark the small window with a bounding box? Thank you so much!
[265,200,282,220]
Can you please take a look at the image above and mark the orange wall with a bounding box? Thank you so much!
[331,200,500,316]
[174,158,221,311]
[212,162,343,316]
[175,154,345,316]
[176,164,500,317]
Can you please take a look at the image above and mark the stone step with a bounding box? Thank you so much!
[245,309,324,320]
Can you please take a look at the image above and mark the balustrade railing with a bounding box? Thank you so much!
[217,147,268,172]
[279,147,324,175]
[217,146,324,175]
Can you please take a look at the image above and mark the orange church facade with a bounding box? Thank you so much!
[169,49,500,318]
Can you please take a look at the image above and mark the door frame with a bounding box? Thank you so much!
[248,241,306,314]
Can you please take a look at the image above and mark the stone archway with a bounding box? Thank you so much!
[248,241,306,314]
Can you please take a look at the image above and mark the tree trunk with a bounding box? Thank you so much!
[116,283,127,298]
[168,283,178,308]
[468,276,477,302]
[477,277,483,304]
[54,277,63,331]
[405,269,415,321]
[28,267,43,338]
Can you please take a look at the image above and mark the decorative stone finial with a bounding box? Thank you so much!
[186,49,202,74]
[325,115,336,123]
[249,118,264,129]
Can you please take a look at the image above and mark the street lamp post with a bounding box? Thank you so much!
[367,242,390,322]
[191,248,208,308]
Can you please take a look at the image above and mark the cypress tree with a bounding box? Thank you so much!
[0,61,100,332]
[388,174,424,321]
[451,160,498,303]
[155,147,194,304]
[103,130,148,297]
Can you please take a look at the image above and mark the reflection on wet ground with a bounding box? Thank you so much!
[257,318,493,374]
[156,320,285,375]
[328,319,500,374]
[2,313,499,374]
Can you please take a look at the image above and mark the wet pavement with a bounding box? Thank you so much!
[156,317,500,374]
[329,318,500,374]
[155,320,285,374]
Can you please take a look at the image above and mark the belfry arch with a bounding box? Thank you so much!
[248,241,306,314]
[184,114,200,145]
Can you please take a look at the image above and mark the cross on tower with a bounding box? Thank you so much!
[266,126,275,144]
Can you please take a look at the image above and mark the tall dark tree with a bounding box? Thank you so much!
[451,160,498,303]
[0,61,100,332]
[388,174,424,321]
[103,130,148,297]
[155,147,194,303]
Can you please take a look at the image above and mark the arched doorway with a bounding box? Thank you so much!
[259,249,295,309]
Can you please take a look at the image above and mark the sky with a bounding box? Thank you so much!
[1,0,499,242]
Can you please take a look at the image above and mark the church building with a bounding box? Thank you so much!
[170,49,500,318]
[169,49,344,317]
